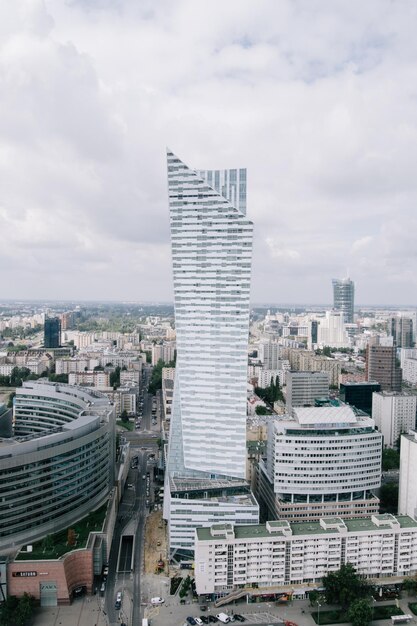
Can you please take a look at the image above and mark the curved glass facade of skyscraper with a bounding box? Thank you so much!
[0,381,115,551]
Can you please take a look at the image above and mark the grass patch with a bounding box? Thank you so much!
[17,504,107,560]
[311,605,403,624]
[116,419,134,431]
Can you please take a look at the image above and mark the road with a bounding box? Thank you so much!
[105,363,162,625]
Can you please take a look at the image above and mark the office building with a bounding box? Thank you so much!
[0,381,115,551]
[366,344,402,392]
[195,515,417,596]
[44,317,61,349]
[259,405,382,522]
[372,392,417,448]
[164,150,259,559]
[339,381,381,416]
[332,276,355,323]
[151,342,176,366]
[285,371,329,411]
[390,317,413,349]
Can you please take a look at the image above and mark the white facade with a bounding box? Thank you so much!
[258,341,282,370]
[372,392,417,448]
[399,431,417,519]
[260,405,382,521]
[285,371,329,411]
[317,311,350,348]
[68,370,110,388]
[164,150,258,558]
[166,151,253,479]
[402,355,417,386]
[257,368,286,389]
[194,515,417,595]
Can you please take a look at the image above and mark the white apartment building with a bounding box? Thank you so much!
[68,370,110,388]
[195,515,417,595]
[164,150,259,559]
[401,349,417,386]
[162,367,176,381]
[372,392,417,448]
[56,358,94,374]
[259,405,382,521]
[120,369,141,386]
[317,311,350,349]
[258,341,282,370]
[285,371,329,411]
[399,431,417,519]
[151,342,176,366]
[257,368,286,389]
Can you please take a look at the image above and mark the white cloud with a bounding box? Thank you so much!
[0,0,417,303]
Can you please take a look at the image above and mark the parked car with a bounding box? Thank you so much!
[186,618,197,626]
[150,597,165,605]
[115,591,122,609]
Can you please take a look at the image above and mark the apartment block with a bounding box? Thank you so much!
[194,514,417,595]
[366,344,402,392]
[372,392,417,448]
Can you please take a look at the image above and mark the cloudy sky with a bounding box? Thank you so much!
[1,0,417,305]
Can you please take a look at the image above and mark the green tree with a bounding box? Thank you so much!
[347,599,372,626]
[120,410,129,422]
[322,563,369,608]
[15,593,36,626]
[10,367,31,387]
[110,366,121,388]
[48,373,69,384]
[379,481,399,513]
[382,448,400,471]
[402,576,417,595]
[255,405,270,415]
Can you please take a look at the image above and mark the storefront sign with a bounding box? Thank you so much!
[12,571,37,577]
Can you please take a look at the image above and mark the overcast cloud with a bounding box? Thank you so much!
[1,0,417,305]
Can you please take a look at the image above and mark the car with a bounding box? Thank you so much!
[234,616,246,623]
[186,618,197,626]
[115,591,122,609]
[208,618,218,624]
[195,619,203,626]
[102,565,109,577]
[200,617,209,624]
[142,475,146,479]
[150,597,165,605]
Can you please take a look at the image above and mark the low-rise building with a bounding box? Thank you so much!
[195,515,417,596]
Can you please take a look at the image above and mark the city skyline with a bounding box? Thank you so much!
[1,2,417,304]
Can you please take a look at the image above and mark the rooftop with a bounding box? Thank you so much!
[293,405,358,425]
[196,515,417,542]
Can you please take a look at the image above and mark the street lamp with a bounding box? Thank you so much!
[317,601,322,626]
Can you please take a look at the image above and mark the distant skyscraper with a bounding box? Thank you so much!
[164,150,259,558]
[44,317,61,349]
[390,316,413,348]
[332,277,355,323]
[366,344,402,392]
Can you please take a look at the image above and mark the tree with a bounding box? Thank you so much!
[110,366,121,388]
[120,410,129,422]
[322,563,369,608]
[10,367,31,387]
[402,576,417,595]
[15,593,36,626]
[382,448,400,471]
[255,405,270,415]
[379,481,399,513]
[348,599,372,626]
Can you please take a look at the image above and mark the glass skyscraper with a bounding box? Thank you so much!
[164,150,259,558]
[332,277,355,323]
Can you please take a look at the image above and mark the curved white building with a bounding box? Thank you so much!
[260,404,382,521]
[0,381,115,552]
